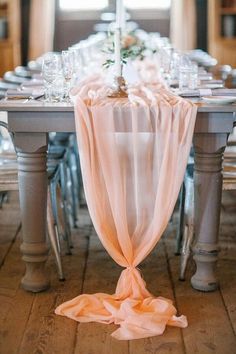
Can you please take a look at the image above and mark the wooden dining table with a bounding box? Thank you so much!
[0,98,235,293]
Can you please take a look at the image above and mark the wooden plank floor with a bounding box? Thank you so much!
[0,191,236,354]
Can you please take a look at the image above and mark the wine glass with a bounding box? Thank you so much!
[159,46,173,85]
[61,50,74,102]
[179,55,198,91]
[42,53,62,103]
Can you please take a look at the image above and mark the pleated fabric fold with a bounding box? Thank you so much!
[55,77,197,340]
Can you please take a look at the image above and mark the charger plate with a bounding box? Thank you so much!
[202,96,236,105]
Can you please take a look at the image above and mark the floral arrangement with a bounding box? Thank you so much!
[103,31,147,69]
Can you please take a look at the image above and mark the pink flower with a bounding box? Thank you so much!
[122,35,137,49]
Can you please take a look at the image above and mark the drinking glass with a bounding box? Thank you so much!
[61,50,74,102]
[188,62,198,90]
[52,73,65,102]
[69,47,86,85]
[169,51,181,86]
[179,56,198,91]
[159,46,172,84]
[42,53,62,102]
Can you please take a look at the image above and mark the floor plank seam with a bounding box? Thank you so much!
[16,292,36,354]
[73,229,91,354]
[30,294,58,354]
[219,286,236,337]
[79,230,92,294]
[162,238,187,354]
[0,222,21,269]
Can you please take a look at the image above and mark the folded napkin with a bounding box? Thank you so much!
[32,73,43,80]
[198,74,213,80]
[5,89,44,99]
[178,88,236,98]
[21,79,44,88]
[212,88,236,96]
[177,89,209,97]
[200,79,224,85]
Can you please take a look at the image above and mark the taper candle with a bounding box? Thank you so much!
[116,0,123,29]
[114,27,121,76]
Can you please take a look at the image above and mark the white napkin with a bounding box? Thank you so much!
[212,89,236,96]
[21,80,44,88]
[178,88,236,98]
[5,89,44,99]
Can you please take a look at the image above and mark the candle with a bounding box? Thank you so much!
[121,7,126,31]
[116,0,123,29]
[114,28,121,77]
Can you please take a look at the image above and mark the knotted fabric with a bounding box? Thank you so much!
[55,77,197,340]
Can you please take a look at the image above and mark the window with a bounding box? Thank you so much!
[59,0,171,11]
[58,0,170,21]
[124,0,171,10]
[59,0,108,11]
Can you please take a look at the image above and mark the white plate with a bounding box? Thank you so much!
[202,96,236,105]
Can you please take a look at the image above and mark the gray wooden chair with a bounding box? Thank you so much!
[49,133,81,229]
[177,164,194,281]
[0,121,69,281]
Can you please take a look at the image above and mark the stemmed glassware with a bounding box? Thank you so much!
[42,53,62,103]
[159,46,173,84]
[178,55,198,91]
[61,50,74,102]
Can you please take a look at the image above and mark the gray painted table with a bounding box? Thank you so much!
[0,99,235,293]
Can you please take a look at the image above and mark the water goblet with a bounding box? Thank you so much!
[61,50,74,102]
[179,55,198,91]
[42,53,62,103]
[159,46,173,85]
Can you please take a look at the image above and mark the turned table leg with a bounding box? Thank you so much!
[14,133,49,292]
[191,133,228,292]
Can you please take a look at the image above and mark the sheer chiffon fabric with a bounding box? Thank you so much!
[55,77,197,340]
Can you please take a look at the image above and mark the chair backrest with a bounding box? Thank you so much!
[0,121,16,153]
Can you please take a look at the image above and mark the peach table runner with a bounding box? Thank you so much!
[55,77,197,340]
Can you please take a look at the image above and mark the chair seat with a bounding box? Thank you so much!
[48,146,65,160]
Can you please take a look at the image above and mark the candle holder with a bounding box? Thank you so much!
[108,75,128,98]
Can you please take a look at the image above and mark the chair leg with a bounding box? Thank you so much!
[68,151,79,228]
[0,191,9,207]
[50,180,64,254]
[72,137,83,206]
[47,188,65,281]
[59,161,73,252]
[176,182,186,255]
[179,223,194,281]
[64,162,75,228]
[0,192,4,208]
